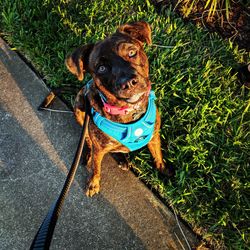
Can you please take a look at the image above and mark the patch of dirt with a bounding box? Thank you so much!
[152,0,250,51]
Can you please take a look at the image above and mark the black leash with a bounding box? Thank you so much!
[30,98,90,250]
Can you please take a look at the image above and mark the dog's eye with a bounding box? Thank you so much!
[97,65,107,74]
[128,50,137,58]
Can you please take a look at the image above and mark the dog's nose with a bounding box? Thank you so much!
[121,78,138,90]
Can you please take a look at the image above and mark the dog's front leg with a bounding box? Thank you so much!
[147,110,173,176]
[147,130,166,174]
[86,146,105,197]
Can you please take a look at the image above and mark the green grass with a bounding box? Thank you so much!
[1,0,249,248]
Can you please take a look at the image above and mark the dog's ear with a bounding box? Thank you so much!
[117,21,152,45]
[65,44,94,81]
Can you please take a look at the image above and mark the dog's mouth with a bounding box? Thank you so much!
[124,92,145,103]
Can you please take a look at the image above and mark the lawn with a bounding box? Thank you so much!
[1,0,249,248]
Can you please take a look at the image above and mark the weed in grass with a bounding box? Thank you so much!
[176,0,233,20]
[0,0,249,249]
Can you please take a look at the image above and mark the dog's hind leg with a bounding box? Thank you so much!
[74,108,86,126]
[74,87,87,126]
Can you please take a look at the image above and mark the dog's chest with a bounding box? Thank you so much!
[89,120,130,153]
[132,107,146,121]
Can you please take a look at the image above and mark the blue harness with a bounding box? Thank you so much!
[88,81,156,151]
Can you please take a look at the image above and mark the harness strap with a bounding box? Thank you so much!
[91,91,156,151]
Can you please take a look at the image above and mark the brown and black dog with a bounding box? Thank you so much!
[65,21,171,197]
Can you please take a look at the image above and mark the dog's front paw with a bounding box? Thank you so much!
[86,177,100,197]
[157,162,175,177]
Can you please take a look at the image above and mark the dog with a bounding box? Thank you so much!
[65,21,172,197]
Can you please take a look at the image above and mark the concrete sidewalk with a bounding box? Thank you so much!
[0,38,199,250]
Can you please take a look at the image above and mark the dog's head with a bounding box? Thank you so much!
[66,21,151,104]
